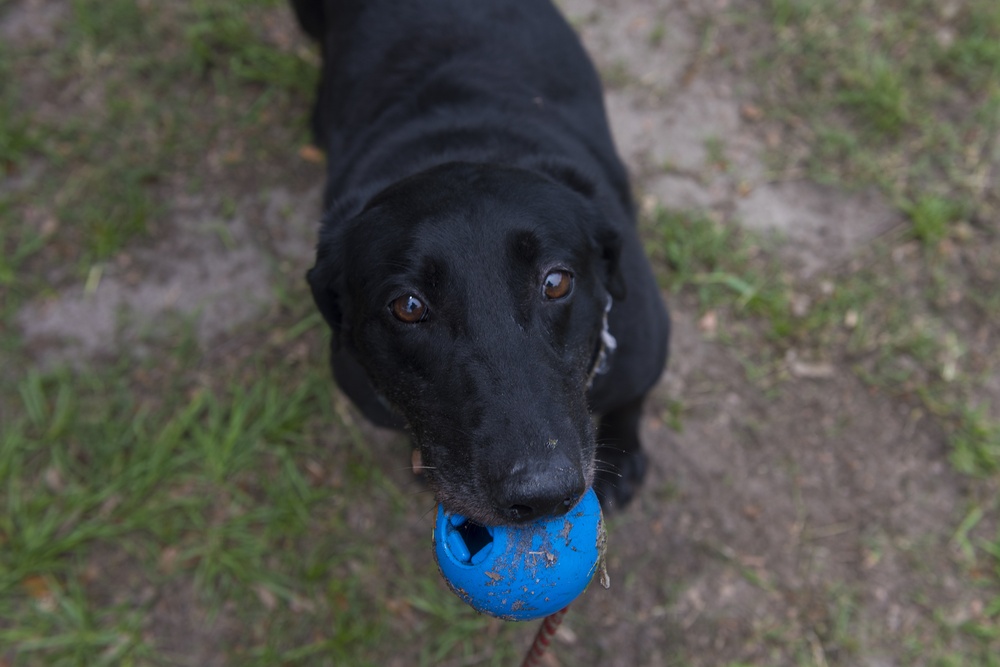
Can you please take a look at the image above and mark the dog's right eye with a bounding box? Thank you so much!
[390,295,428,323]
[542,269,573,300]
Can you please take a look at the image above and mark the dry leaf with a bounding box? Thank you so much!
[698,310,718,336]
[299,144,325,164]
[22,575,51,600]
[741,103,763,121]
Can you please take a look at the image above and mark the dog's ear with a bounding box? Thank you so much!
[592,224,627,301]
[307,217,348,350]
[289,0,327,43]
[529,158,628,301]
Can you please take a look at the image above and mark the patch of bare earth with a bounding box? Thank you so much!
[17,184,322,366]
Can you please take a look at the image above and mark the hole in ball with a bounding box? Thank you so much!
[456,520,493,563]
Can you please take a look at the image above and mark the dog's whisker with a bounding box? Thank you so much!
[592,465,621,478]
[419,502,441,523]
[404,491,429,502]
[423,422,480,440]
[593,459,623,475]
[591,484,615,506]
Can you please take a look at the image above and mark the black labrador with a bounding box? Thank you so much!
[293,0,670,526]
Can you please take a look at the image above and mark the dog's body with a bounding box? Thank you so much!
[294,0,670,526]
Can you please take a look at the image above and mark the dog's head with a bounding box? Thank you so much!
[308,163,625,525]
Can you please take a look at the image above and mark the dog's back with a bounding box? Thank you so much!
[291,0,632,219]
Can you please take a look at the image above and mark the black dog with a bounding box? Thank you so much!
[293,0,670,526]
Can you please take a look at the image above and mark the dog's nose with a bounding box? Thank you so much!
[494,467,586,524]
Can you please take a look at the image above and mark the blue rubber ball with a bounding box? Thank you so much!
[433,488,606,621]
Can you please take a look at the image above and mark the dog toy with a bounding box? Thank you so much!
[433,487,607,621]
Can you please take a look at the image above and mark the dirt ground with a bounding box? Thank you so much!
[8,0,998,665]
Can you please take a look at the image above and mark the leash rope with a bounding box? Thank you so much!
[520,606,569,667]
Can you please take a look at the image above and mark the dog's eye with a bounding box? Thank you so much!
[390,295,428,323]
[542,270,573,300]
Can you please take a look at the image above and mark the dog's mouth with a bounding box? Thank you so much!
[410,443,595,527]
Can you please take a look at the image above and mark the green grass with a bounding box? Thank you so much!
[758,0,1000,483]
[187,0,316,91]
[646,206,807,342]
[717,0,1000,477]
[2,338,502,665]
[0,40,42,294]
[0,0,315,294]
[648,200,1000,480]
[757,0,1000,235]
[905,195,965,245]
[662,1,1000,657]
[0,45,36,168]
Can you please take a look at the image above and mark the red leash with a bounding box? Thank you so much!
[520,606,569,667]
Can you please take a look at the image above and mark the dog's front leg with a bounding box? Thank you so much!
[593,397,648,511]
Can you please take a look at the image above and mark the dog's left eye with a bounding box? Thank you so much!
[390,295,428,323]
[542,270,573,300]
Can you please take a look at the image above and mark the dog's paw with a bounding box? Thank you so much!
[593,446,648,513]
